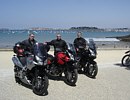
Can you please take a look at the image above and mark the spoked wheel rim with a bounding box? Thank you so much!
[32,76,48,95]
[88,65,96,76]
[67,71,76,82]
[65,69,78,86]
[85,63,98,78]
[33,77,43,91]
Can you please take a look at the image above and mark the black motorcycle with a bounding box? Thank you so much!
[46,43,78,86]
[75,45,98,78]
[121,50,130,66]
[12,42,49,95]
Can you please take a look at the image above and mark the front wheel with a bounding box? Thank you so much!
[32,75,48,96]
[121,55,130,66]
[65,69,78,86]
[85,61,98,78]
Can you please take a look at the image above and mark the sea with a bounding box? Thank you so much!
[0,30,130,49]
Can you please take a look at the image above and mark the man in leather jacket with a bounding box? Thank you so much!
[15,33,37,68]
[22,32,37,53]
[46,34,68,55]
[73,32,87,52]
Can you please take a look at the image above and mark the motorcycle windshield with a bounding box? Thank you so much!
[67,43,77,56]
[88,39,96,50]
[33,43,47,61]
[88,39,97,55]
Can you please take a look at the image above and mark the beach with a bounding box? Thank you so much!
[0,49,130,100]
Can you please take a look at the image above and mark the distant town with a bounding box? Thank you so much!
[0,27,130,32]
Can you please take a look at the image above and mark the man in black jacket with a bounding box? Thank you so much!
[46,34,67,55]
[73,32,87,52]
[22,32,37,53]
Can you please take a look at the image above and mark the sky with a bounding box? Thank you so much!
[0,0,130,29]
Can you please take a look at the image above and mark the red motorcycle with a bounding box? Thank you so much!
[46,43,78,86]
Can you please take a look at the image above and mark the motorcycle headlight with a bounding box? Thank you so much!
[35,56,41,61]
[89,50,96,59]
[44,59,47,66]
[35,56,43,65]
[68,53,74,61]
[91,52,95,56]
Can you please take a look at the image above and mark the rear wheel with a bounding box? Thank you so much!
[85,61,98,78]
[121,55,130,66]
[65,68,78,86]
[32,75,48,95]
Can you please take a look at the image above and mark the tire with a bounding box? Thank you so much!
[65,69,78,86]
[85,61,98,78]
[32,75,49,95]
[121,55,130,66]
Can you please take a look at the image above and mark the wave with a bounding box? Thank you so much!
[85,38,120,42]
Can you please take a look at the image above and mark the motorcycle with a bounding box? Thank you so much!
[75,45,98,78]
[121,50,130,66]
[12,42,49,95]
[46,43,78,86]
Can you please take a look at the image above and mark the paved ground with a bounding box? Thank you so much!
[0,50,130,100]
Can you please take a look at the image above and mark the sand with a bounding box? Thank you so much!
[0,49,130,100]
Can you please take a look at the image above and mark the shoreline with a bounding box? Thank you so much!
[1,41,130,51]
[0,47,130,51]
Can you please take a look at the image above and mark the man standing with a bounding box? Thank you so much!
[22,32,37,53]
[73,32,87,52]
[46,33,67,55]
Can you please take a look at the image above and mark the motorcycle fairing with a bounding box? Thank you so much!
[12,56,23,69]
[56,52,70,65]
